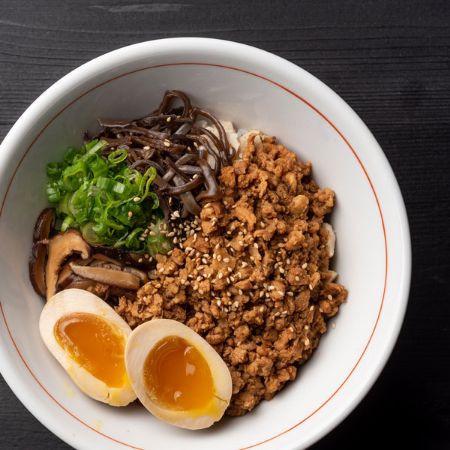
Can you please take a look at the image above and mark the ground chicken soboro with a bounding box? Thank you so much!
[116,132,348,416]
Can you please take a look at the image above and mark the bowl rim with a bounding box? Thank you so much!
[0,37,411,450]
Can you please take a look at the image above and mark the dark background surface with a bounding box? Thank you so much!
[0,0,449,449]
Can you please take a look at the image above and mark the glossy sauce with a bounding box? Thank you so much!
[54,312,126,388]
[144,336,214,410]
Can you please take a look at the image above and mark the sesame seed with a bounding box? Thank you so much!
[238,289,243,295]
[309,284,313,290]
[268,285,275,291]
[138,258,143,263]
[143,146,150,150]
[304,338,310,347]
[327,294,332,300]
[133,196,141,202]
[279,267,285,274]
[226,277,230,283]
[249,256,255,261]
[217,255,222,262]
[164,140,171,147]
[302,263,308,269]
[227,267,233,273]
[241,262,248,268]
[167,232,175,237]
[286,258,291,265]
[259,291,264,298]
[310,305,314,311]
[198,289,204,295]
[217,300,222,306]
[304,325,309,330]
[158,267,164,273]
[128,211,133,218]
[223,257,230,263]
[253,243,258,249]
[202,258,208,264]
[218,272,223,279]
[260,221,265,227]
[278,291,284,296]
[230,276,235,282]
[295,276,300,282]
[260,306,264,312]
[166,116,172,122]
[287,292,294,296]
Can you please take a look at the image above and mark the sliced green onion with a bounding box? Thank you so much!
[108,148,128,165]
[45,139,167,253]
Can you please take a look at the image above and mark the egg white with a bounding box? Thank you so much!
[125,319,232,429]
[39,288,136,406]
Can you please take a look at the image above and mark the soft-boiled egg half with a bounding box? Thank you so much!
[39,288,136,406]
[125,319,232,429]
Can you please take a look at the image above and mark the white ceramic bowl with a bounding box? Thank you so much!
[0,38,411,450]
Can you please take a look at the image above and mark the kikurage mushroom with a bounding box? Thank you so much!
[96,90,236,219]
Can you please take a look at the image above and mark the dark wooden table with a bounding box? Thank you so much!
[1,1,449,449]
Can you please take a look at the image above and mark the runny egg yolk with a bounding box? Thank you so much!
[54,312,126,388]
[143,336,214,410]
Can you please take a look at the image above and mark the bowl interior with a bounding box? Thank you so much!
[0,40,408,450]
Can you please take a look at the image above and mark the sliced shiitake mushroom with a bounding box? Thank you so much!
[46,230,91,300]
[29,208,55,297]
[123,266,148,284]
[56,257,92,290]
[69,263,140,290]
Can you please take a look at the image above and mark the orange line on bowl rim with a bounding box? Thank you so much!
[0,62,388,449]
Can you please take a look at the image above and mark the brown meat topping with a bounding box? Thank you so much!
[115,132,347,416]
